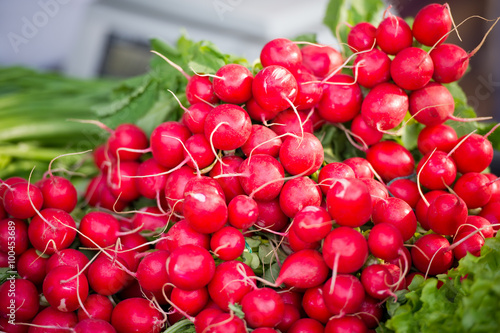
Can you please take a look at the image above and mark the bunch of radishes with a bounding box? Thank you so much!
[2,2,500,333]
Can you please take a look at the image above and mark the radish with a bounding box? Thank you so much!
[274,249,329,289]
[357,295,384,329]
[38,176,77,213]
[107,123,148,161]
[79,212,120,249]
[316,74,363,124]
[366,141,415,182]
[84,175,127,212]
[227,195,259,230]
[28,208,76,255]
[246,97,281,122]
[205,313,247,333]
[170,287,209,317]
[453,172,492,209]
[74,318,117,333]
[322,274,365,316]
[325,315,368,333]
[353,48,391,89]
[427,193,468,236]
[348,22,377,52]
[292,71,324,111]
[162,219,210,251]
[212,63,253,104]
[17,248,48,285]
[210,226,245,261]
[194,308,225,333]
[287,226,321,252]
[288,318,324,333]
[276,304,301,332]
[279,288,303,309]
[204,103,252,151]
[360,83,409,131]
[430,44,469,83]
[135,250,171,294]
[458,215,494,238]
[322,226,368,273]
[0,278,39,321]
[301,44,343,79]
[43,265,89,312]
[269,109,314,136]
[343,157,374,179]
[390,47,434,91]
[150,121,191,169]
[279,177,322,218]
[412,3,452,46]
[241,124,282,158]
[317,162,355,195]
[416,150,456,190]
[361,264,396,300]
[302,284,333,324]
[0,218,29,255]
[109,161,140,202]
[46,248,90,276]
[375,15,413,55]
[359,177,389,209]
[166,244,215,290]
[209,155,245,203]
[184,133,216,170]
[185,74,219,105]
[417,124,458,154]
[386,178,420,209]
[135,158,168,200]
[131,207,171,232]
[181,102,212,134]
[409,83,456,126]
[368,223,404,261]
[411,234,453,276]
[164,165,197,214]
[452,231,485,260]
[414,190,448,231]
[292,206,332,243]
[326,178,372,228]
[252,65,298,113]
[77,294,114,322]
[238,154,285,201]
[28,306,78,333]
[260,38,302,72]
[485,173,500,203]
[241,288,285,328]
[255,198,290,232]
[2,182,43,219]
[371,197,417,242]
[111,297,164,333]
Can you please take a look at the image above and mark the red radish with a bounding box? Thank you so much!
[238,154,285,201]
[93,144,112,173]
[430,44,469,83]
[371,197,417,242]
[204,104,252,151]
[359,177,389,209]
[171,287,209,317]
[317,162,356,195]
[206,312,247,333]
[275,249,329,289]
[390,47,434,91]
[79,212,119,249]
[28,208,76,255]
[212,63,253,104]
[77,294,114,322]
[357,296,384,329]
[279,288,303,309]
[28,306,78,333]
[288,318,324,333]
[276,304,301,332]
[325,315,367,333]
[279,177,322,218]
[368,223,404,261]
[164,165,197,213]
[375,15,413,55]
[292,206,332,243]
[131,207,171,232]
[166,244,215,290]
[183,184,228,235]
[343,157,374,179]
[260,38,302,72]
[209,155,245,203]
[121,232,150,253]
[292,71,324,111]
[353,49,391,89]
[316,74,363,124]
[409,83,455,126]
[255,198,290,232]
[17,248,48,285]
[241,288,285,328]
[252,65,298,113]
[412,3,452,46]
[485,173,500,203]
[109,161,140,202]
[46,248,90,276]
[453,172,492,209]
[301,44,343,79]
[322,226,368,273]
[322,274,365,316]
[246,97,281,122]
[0,278,39,321]
[241,124,282,158]
[360,83,409,131]
[107,124,148,161]
[351,113,384,148]
[162,219,210,251]
[0,317,29,333]
[74,318,116,333]
[302,284,333,324]
[452,231,485,260]
[38,176,77,213]
[135,158,168,200]
[348,22,377,52]
[111,298,164,333]
[181,102,212,134]
[326,178,372,228]
[458,215,494,238]
[210,226,245,260]
[269,109,314,136]
[185,74,219,105]
[287,226,321,252]
[184,133,216,170]
[366,141,415,182]
[387,178,420,209]
[207,261,255,311]
[136,250,170,293]
[427,193,468,236]
[84,175,127,212]
[0,177,26,197]
[194,308,225,333]
[411,234,453,275]
[2,182,43,219]
[227,195,259,230]
[43,265,89,312]
[416,150,456,190]
[417,124,458,154]
[0,218,29,255]
[0,203,5,221]
[150,121,191,168]
[415,190,448,231]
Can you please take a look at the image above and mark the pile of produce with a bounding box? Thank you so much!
[1,1,500,332]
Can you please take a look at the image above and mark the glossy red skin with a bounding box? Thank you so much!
[372,197,417,242]
[485,173,500,203]
[387,178,420,209]
[359,178,389,209]
[0,177,26,199]
[255,198,289,232]
[88,256,131,296]
[241,125,282,158]
[77,294,114,322]
[167,245,215,290]
[227,195,258,230]
[391,47,434,91]
[361,83,409,131]
[84,175,128,212]
[17,248,48,285]
[293,71,324,111]
[136,250,170,293]
[302,285,333,324]
[451,133,494,174]
[322,274,365,316]
[417,124,458,155]
[279,133,324,176]
[79,211,119,249]
[427,193,468,236]
[351,113,383,147]
[121,232,150,252]
[164,165,197,214]
[343,157,373,179]
[323,226,368,273]
[207,261,255,311]
[287,226,321,252]
[368,223,404,261]
[292,206,332,243]
[357,296,384,329]
[279,177,322,218]
[430,44,469,83]
[107,123,148,161]
[411,234,453,275]
[194,308,225,333]
[252,65,298,113]
[109,161,140,202]
[29,306,78,333]
[184,133,215,170]
[2,182,43,219]
[260,38,302,72]
[453,172,492,209]
[150,121,191,168]
[276,249,329,289]
[269,109,314,136]
[0,316,29,333]
[348,22,377,52]
[301,44,343,79]
[238,154,285,201]
[0,278,39,321]
[186,74,219,105]
[135,158,168,199]
[182,102,213,134]
[213,64,253,104]
[325,316,367,333]
[317,74,362,124]
[38,176,77,213]
[46,249,90,278]
[318,162,355,195]
[416,150,457,190]
[206,313,247,333]
[459,215,494,238]
[246,97,281,122]
[241,288,285,328]
[74,319,116,333]
[0,218,29,255]
[28,208,76,255]
[326,178,372,228]
[412,3,451,46]
[276,304,301,332]
[111,298,163,333]
[209,155,245,203]
[171,287,209,316]
[163,219,210,251]
[131,206,171,232]
[354,49,391,89]
[409,83,455,126]
[203,104,252,150]
[43,265,89,312]
[361,264,395,300]
[183,188,228,235]
[366,141,414,182]
[210,226,245,261]
[415,190,448,231]
[376,16,413,55]
[453,231,485,260]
